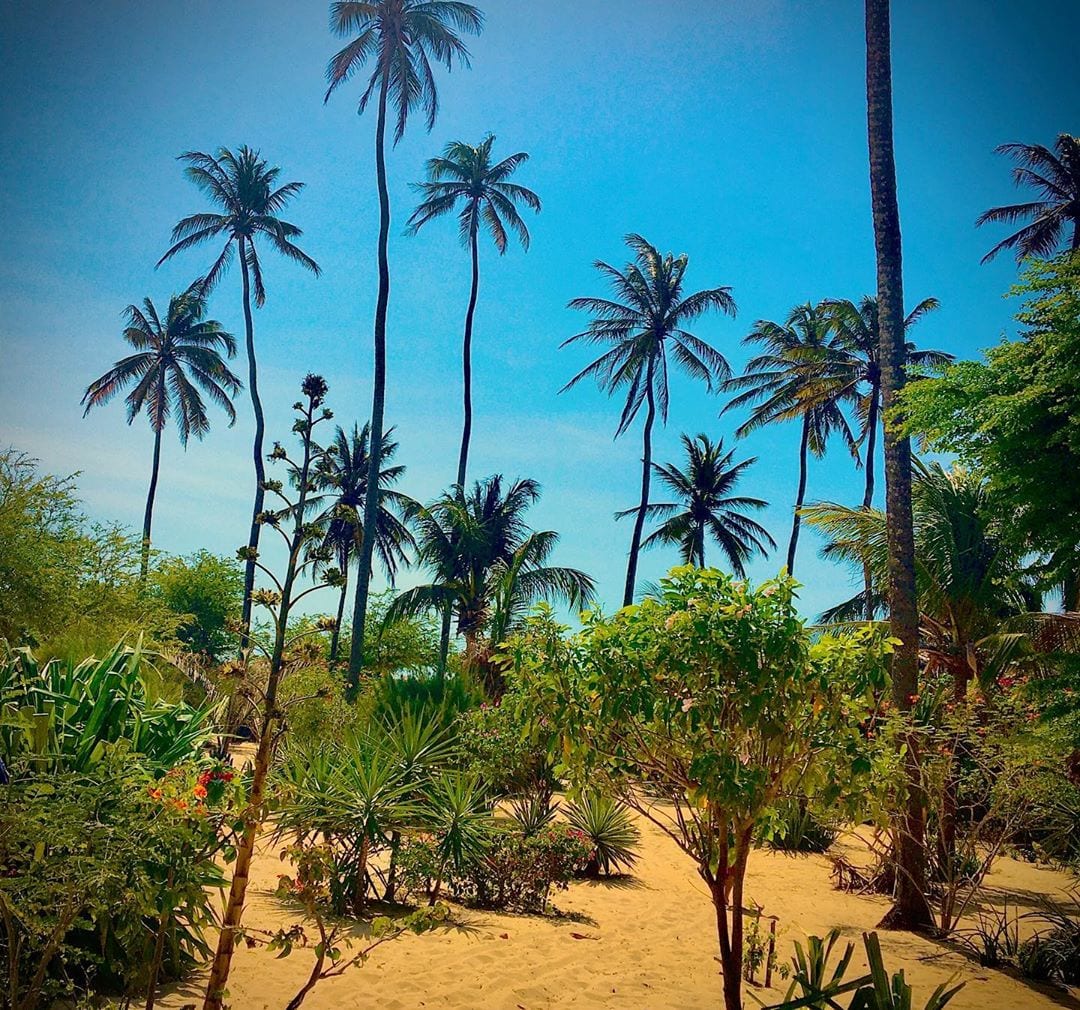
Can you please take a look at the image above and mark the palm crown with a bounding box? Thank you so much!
[324,0,483,140]
[312,423,418,583]
[977,133,1080,263]
[619,433,774,575]
[562,233,736,435]
[82,284,240,440]
[387,475,594,674]
[407,135,541,251]
[157,146,320,302]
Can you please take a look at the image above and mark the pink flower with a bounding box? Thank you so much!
[681,697,695,713]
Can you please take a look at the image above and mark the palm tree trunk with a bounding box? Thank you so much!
[347,74,392,694]
[624,359,657,607]
[437,604,452,679]
[238,237,266,650]
[457,227,481,489]
[787,415,810,574]
[863,385,880,620]
[140,406,164,583]
[329,569,348,663]
[865,0,932,931]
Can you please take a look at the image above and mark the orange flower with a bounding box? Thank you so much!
[193,783,208,799]
[148,787,163,801]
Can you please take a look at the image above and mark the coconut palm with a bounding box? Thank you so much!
[821,295,949,512]
[324,0,483,691]
[616,433,774,576]
[311,423,418,661]
[561,234,736,606]
[82,285,240,580]
[157,146,319,639]
[721,303,859,574]
[407,134,541,488]
[865,0,931,930]
[978,133,1080,263]
[386,475,594,693]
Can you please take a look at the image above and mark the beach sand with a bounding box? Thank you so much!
[155,812,1078,1010]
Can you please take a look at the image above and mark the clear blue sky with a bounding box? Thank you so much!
[1,1,1077,621]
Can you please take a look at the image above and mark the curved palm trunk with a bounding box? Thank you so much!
[238,238,266,649]
[863,385,881,619]
[347,75,392,693]
[140,403,164,583]
[329,567,348,664]
[624,360,657,607]
[787,415,811,575]
[866,0,932,931]
[457,227,481,488]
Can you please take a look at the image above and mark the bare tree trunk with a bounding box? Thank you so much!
[624,359,656,608]
[140,408,164,583]
[865,0,933,931]
[329,567,348,664]
[863,384,880,619]
[457,227,481,488]
[347,74,392,694]
[787,415,810,575]
[238,238,265,650]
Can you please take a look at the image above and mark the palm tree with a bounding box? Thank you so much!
[821,295,949,515]
[157,146,319,640]
[325,0,483,693]
[386,475,594,693]
[865,0,932,930]
[561,234,736,607]
[721,303,859,574]
[311,423,418,662]
[407,134,541,488]
[978,133,1080,263]
[82,284,240,580]
[616,433,774,575]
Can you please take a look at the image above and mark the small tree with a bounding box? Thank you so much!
[202,375,342,1010]
[508,566,892,1010]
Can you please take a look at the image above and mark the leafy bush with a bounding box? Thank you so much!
[764,798,839,854]
[0,759,236,1008]
[1017,896,1080,985]
[565,792,641,875]
[459,693,555,797]
[398,821,591,914]
[368,670,481,733]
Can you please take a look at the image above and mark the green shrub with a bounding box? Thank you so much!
[368,670,481,733]
[459,694,555,796]
[565,792,641,875]
[0,759,235,1007]
[764,798,839,854]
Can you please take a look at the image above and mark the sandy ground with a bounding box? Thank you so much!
[155,813,1080,1010]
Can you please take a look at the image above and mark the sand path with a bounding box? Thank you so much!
[156,813,1079,1010]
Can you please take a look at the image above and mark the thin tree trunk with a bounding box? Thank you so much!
[437,604,452,679]
[863,385,880,619]
[787,415,810,575]
[144,868,174,1010]
[457,227,481,489]
[238,237,265,650]
[141,407,164,583]
[348,75,392,694]
[865,0,933,931]
[329,570,348,663]
[624,359,657,608]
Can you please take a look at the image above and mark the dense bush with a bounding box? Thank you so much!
[763,798,839,854]
[0,759,237,1008]
[459,693,555,797]
[367,669,481,733]
[398,821,592,913]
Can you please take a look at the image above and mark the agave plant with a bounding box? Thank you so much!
[0,638,215,773]
[565,792,641,876]
[424,771,493,903]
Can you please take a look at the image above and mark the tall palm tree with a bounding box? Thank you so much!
[82,285,240,580]
[561,234,736,607]
[978,133,1080,263]
[311,423,418,662]
[386,475,594,693]
[616,433,774,575]
[822,295,950,514]
[325,0,483,693]
[157,146,319,640]
[407,134,541,488]
[865,0,932,930]
[721,303,859,574]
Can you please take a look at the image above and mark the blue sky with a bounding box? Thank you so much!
[1,1,1077,622]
